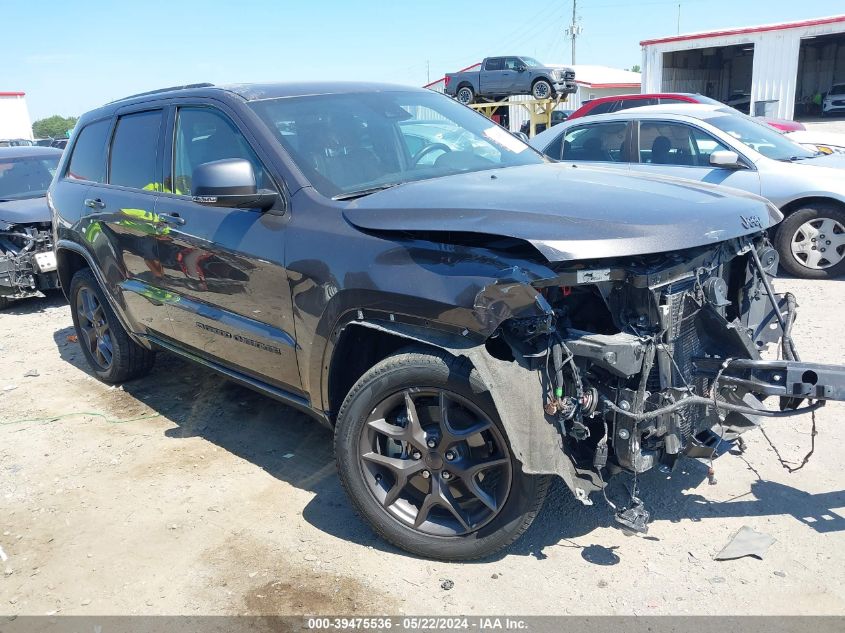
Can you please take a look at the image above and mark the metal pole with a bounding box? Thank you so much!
[571,0,577,65]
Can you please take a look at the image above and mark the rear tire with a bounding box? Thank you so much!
[775,203,845,279]
[456,86,475,105]
[334,348,550,560]
[69,268,155,383]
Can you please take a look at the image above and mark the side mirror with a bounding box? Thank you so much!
[709,150,744,169]
[191,158,278,210]
[516,64,527,72]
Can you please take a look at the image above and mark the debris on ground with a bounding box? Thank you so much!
[66,334,78,343]
[714,526,776,561]
[0,545,7,562]
[440,579,454,590]
[24,369,39,378]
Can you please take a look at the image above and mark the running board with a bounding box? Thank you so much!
[145,334,331,427]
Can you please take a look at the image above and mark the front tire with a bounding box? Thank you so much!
[334,348,550,560]
[69,268,155,383]
[532,79,553,100]
[775,203,845,278]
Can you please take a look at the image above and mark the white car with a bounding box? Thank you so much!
[529,104,845,278]
[785,130,845,155]
[822,84,845,117]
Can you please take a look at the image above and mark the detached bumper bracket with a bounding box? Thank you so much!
[694,358,845,401]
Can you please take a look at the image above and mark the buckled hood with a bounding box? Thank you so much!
[0,196,51,229]
[343,163,782,262]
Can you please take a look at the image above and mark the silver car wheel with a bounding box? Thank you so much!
[790,217,845,269]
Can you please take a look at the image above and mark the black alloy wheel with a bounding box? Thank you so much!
[334,349,551,560]
[76,286,114,370]
[358,388,512,537]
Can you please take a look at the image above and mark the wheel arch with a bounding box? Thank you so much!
[55,239,147,349]
[322,317,600,504]
[325,319,475,424]
[774,196,845,238]
[780,195,845,216]
[56,245,90,301]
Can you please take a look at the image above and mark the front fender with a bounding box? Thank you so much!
[331,318,601,504]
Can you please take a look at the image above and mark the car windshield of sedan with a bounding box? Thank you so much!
[249,90,545,198]
[706,113,817,161]
[0,155,60,201]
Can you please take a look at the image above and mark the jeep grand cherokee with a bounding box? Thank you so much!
[50,82,845,560]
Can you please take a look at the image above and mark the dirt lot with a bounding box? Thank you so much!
[2,273,844,617]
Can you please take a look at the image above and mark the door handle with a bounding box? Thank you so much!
[157,212,186,226]
[84,198,105,209]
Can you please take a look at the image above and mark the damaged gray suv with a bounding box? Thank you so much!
[50,83,845,560]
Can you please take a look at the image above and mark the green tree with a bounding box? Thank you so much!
[32,115,78,139]
[630,64,641,73]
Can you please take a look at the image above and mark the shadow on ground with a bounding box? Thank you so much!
[1,290,66,315]
[50,327,845,563]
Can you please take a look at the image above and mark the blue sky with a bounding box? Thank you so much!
[3,0,842,121]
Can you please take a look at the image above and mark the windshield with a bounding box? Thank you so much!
[831,84,845,95]
[0,155,60,200]
[250,91,545,198]
[706,113,816,161]
[521,57,544,68]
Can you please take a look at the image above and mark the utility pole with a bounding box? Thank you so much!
[677,3,681,34]
[565,1,582,65]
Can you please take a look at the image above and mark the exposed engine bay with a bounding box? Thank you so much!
[487,234,842,533]
[0,221,60,303]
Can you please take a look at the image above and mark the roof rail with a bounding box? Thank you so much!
[107,83,215,104]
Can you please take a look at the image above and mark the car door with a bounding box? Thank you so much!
[629,120,761,193]
[502,57,524,94]
[86,107,171,335]
[549,121,633,172]
[153,102,302,394]
[481,58,505,95]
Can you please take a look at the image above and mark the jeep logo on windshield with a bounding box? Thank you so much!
[740,215,762,230]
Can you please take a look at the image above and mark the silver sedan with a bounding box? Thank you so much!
[529,104,845,278]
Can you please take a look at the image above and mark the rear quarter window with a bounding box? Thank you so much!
[65,119,111,183]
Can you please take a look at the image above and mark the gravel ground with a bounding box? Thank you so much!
[1,273,844,616]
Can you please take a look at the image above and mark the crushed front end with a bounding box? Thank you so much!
[491,235,845,532]
[0,220,60,305]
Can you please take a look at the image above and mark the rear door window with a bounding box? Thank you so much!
[109,111,163,190]
[66,119,111,183]
[638,121,696,165]
[485,58,504,71]
[560,122,629,162]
